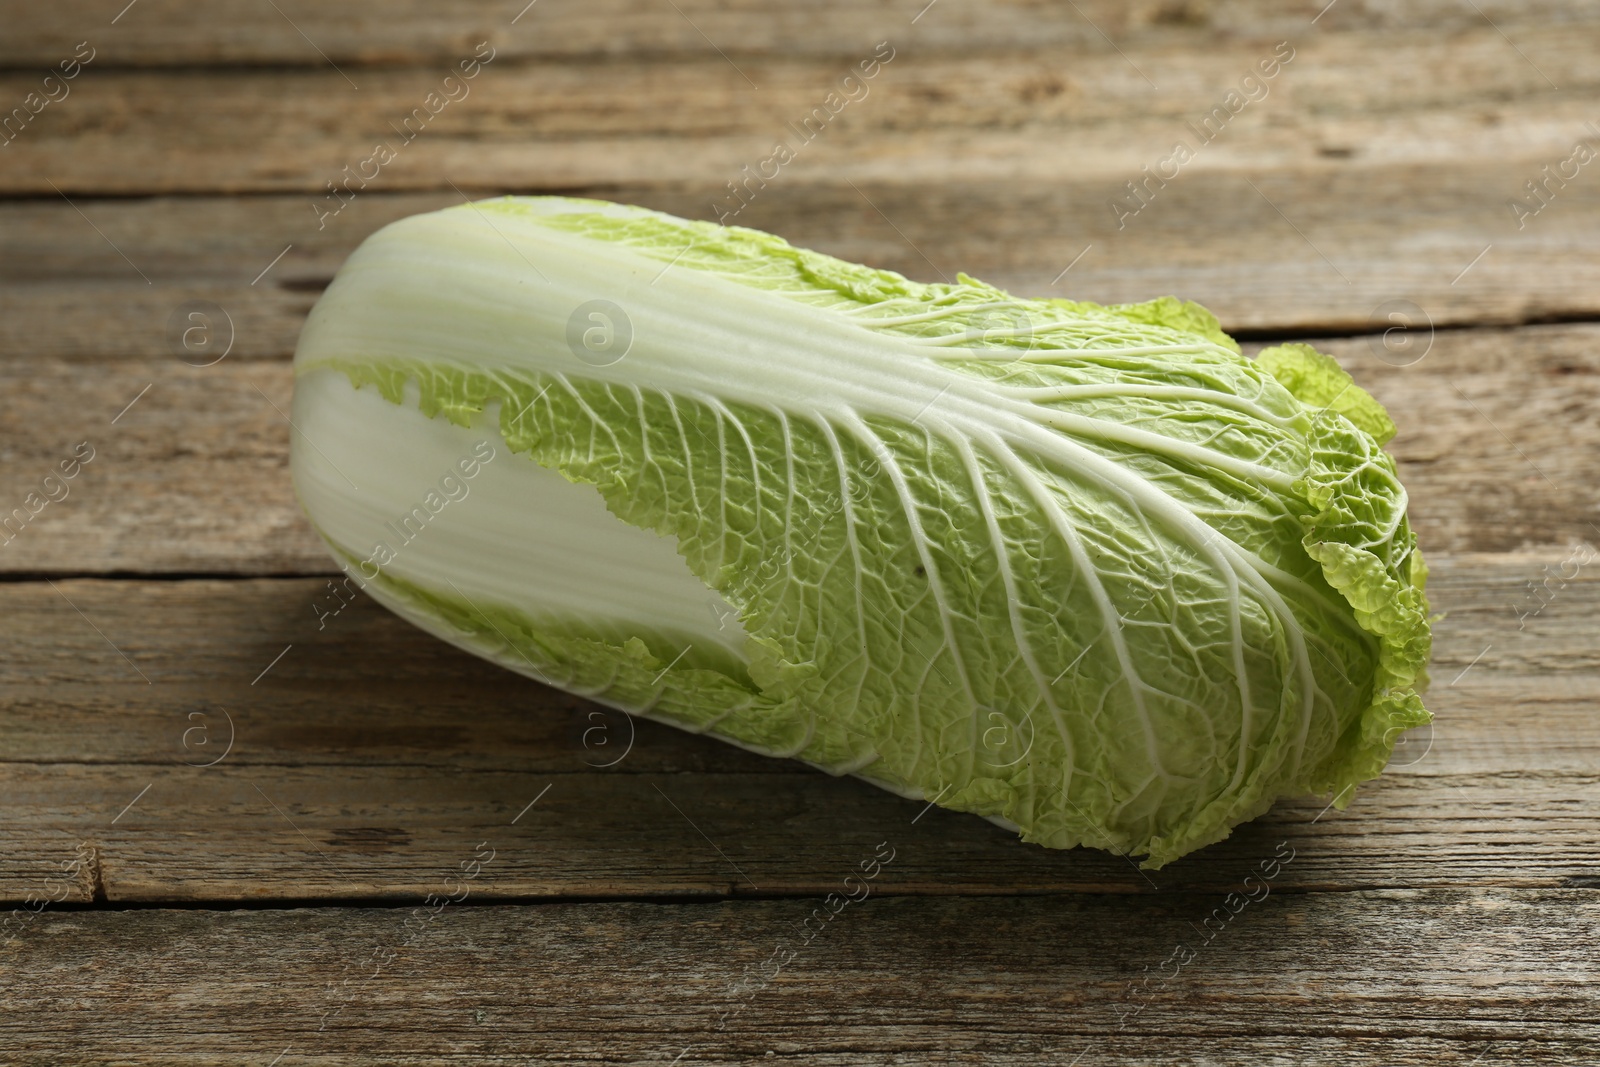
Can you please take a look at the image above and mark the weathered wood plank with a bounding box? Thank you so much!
[0,555,1593,904]
[4,171,1598,342]
[7,29,1594,191]
[0,360,314,574]
[2,326,1595,575]
[5,0,1593,67]
[2,557,1591,773]
[6,29,1592,194]
[2,891,1595,1064]
[2,20,1597,329]
[1,557,1590,775]
[0,194,458,287]
[0,283,313,365]
[2,763,1595,905]
[0,578,785,774]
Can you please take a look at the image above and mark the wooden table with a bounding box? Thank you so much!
[3,2,1597,1063]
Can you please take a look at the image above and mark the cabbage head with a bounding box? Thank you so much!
[290,197,1432,867]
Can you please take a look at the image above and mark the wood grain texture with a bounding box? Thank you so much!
[2,891,1596,1064]
[3,19,1597,331]
[7,171,1600,339]
[6,0,1596,66]
[2,557,1591,769]
[8,29,1595,191]
[4,558,1589,776]
[2,763,1595,905]
[0,554,1593,904]
[2,325,1595,577]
